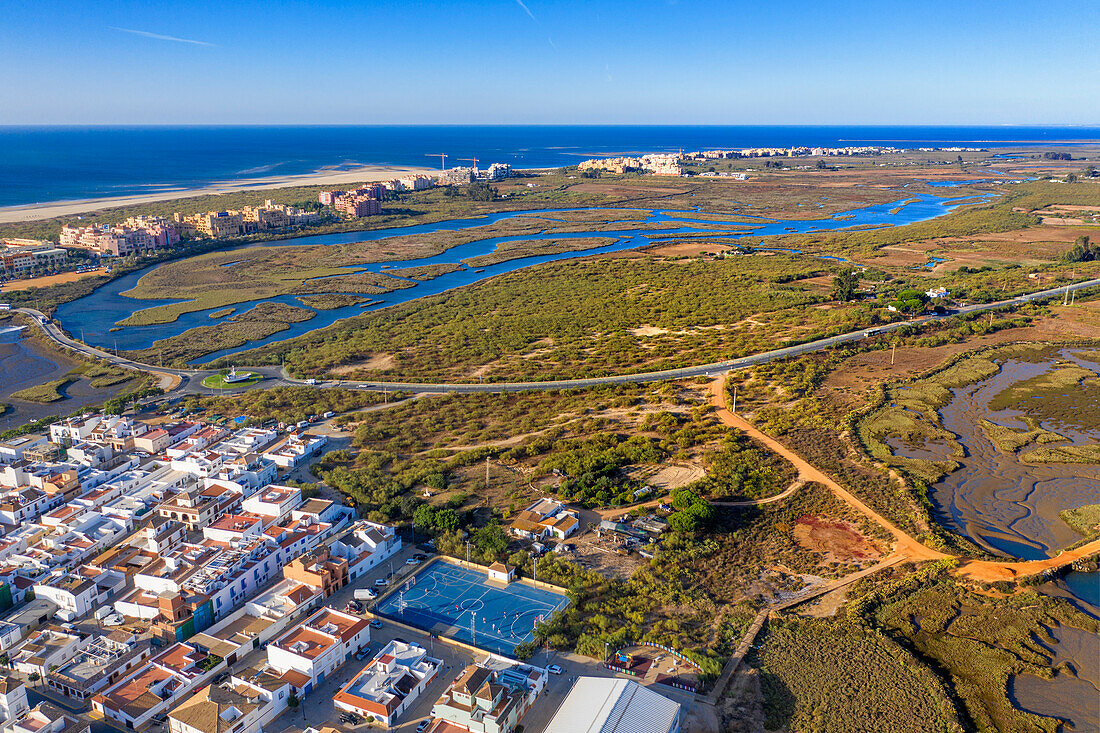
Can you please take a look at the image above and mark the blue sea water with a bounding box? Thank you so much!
[2,125,1098,208]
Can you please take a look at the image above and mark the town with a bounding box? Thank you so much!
[0,165,509,285]
[0,404,688,733]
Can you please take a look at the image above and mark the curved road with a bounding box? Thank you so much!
[15,277,1100,396]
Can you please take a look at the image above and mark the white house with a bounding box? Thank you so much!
[265,607,370,694]
[32,566,125,622]
[332,640,440,727]
[326,520,402,580]
[0,677,29,727]
[91,642,225,731]
[167,670,291,733]
[241,485,302,527]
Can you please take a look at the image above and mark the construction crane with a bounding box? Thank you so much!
[425,153,447,172]
[457,157,480,170]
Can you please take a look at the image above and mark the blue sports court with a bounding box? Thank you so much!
[374,561,569,656]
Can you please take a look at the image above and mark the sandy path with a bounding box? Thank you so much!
[0,165,433,223]
[956,540,1100,582]
[708,376,948,562]
[707,375,1100,582]
[711,480,805,507]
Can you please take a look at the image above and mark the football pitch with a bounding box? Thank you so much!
[374,561,569,656]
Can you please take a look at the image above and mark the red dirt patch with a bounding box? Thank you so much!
[792,515,881,561]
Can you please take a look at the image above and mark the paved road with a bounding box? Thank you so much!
[14,277,1100,396]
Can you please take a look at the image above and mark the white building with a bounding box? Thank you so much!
[0,677,29,727]
[265,607,371,693]
[167,670,292,733]
[332,640,440,727]
[91,642,225,730]
[262,433,327,469]
[32,566,125,622]
[326,520,403,580]
[241,485,302,526]
[542,677,682,733]
[9,702,88,733]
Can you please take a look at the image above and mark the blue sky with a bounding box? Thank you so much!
[1,0,1097,124]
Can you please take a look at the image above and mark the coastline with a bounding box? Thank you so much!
[0,164,436,224]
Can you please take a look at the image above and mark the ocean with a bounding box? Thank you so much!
[1,125,1098,208]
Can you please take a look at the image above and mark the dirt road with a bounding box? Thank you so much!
[707,376,1100,583]
[956,539,1100,582]
[708,377,948,562]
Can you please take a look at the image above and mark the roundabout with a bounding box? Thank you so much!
[201,368,262,389]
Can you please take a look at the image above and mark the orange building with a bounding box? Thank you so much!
[282,548,348,598]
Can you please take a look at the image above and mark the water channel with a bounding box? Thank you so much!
[55,191,990,364]
[914,349,1100,730]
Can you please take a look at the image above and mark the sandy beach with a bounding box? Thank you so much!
[0,164,436,224]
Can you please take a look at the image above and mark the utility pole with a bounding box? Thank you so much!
[731,384,737,413]
[485,456,490,490]
[466,541,471,564]
[891,343,896,366]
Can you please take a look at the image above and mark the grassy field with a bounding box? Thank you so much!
[718,315,1070,553]
[229,253,884,379]
[460,236,618,267]
[181,386,395,424]
[128,302,315,364]
[1059,504,1100,537]
[849,567,1100,733]
[294,293,373,310]
[385,263,466,280]
[988,362,1100,431]
[1019,443,1100,464]
[752,617,961,733]
[11,377,74,403]
[978,418,1064,453]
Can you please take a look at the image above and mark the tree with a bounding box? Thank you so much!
[413,504,436,529]
[513,640,538,660]
[287,691,299,709]
[1065,235,1096,263]
[474,523,508,560]
[831,268,861,302]
[467,182,498,202]
[667,511,700,533]
[434,508,460,532]
[816,159,827,170]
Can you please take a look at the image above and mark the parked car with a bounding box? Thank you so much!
[370,619,383,629]
[547,664,563,675]
[416,721,431,733]
[356,646,372,660]
[413,553,428,561]
[406,557,421,565]
[375,577,389,587]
